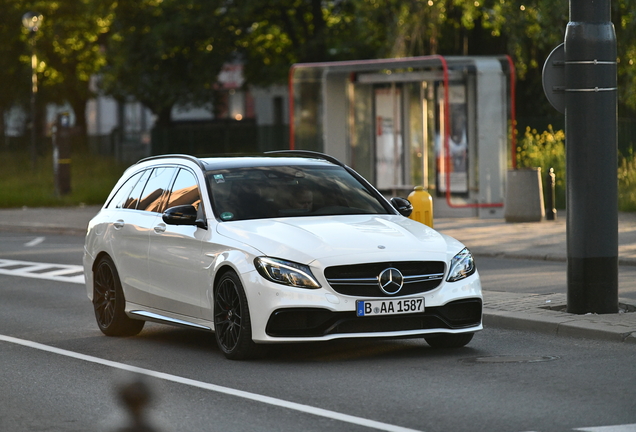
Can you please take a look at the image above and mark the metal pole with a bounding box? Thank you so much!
[22,12,42,171]
[546,167,557,221]
[30,34,37,170]
[565,0,618,313]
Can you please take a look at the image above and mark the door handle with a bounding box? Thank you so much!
[154,224,166,233]
[113,220,124,229]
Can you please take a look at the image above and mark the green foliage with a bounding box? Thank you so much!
[618,151,636,212]
[4,0,636,137]
[234,0,382,86]
[363,0,506,58]
[485,0,567,80]
[614,0,636,113]
[0,150,126,208]
[517,127,636,211]
[11,0,115,131]
[516,126,566,209]
[101,0,238,124]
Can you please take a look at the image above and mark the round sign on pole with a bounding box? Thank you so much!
[542,43,565,114]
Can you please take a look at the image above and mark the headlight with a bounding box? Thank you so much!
[446,248,476,282]
[254,257,321,289]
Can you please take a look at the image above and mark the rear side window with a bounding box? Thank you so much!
[137,167,177,213]
[106,170,146,210]
[124,169,152,209]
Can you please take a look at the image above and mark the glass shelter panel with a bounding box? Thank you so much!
[349,83,374,181]
[406,82,426,189]
[374,86,403,191]
[435,82,470,196]
[291,68,323,152]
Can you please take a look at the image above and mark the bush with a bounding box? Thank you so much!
[618,151,636,212]
[516,126,566,209]
[516,126,636,212]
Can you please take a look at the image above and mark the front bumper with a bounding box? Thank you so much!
[244,270,482,343]
[266,298,482,337]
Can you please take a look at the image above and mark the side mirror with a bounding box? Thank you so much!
[390,197,413,217]
[163,205,207,228]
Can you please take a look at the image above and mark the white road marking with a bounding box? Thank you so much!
[0,335,422,432]
[574,425,636,431]
[0,259,84,285]
[24,236,45,247]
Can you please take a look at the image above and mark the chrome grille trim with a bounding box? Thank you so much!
[326,273,444,286]
[324,261,446,297]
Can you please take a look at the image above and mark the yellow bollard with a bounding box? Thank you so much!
[407,186,434,228]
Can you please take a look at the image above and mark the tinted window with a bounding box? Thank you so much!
[166,169,202,211]
[138,167,177,213]
[106,171,143,210]
[207,165,389,221]
[106,170,152,210]
[123,169,151,210]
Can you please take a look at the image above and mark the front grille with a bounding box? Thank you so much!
[266,298,482,337]
[324,261,445,297]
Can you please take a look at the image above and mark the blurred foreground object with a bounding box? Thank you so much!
[116,378,158,432]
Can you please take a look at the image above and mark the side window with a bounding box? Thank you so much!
[166,169,203,211]
[124,169,151,209]
[137,167,177,213]
[106,170,144,210]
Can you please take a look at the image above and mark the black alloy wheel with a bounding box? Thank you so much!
[93,256,144,337]
[214,271,259,360]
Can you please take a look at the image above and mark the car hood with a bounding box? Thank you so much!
[215,215,450,264]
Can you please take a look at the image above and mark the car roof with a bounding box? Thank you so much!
[199,156,338,171]
[136,151,344,172]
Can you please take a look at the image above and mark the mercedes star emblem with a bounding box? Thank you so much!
[378,267,404,295]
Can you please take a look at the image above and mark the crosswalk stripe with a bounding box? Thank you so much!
[0,259,84,285]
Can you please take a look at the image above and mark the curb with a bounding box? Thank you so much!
[483,309,636,344]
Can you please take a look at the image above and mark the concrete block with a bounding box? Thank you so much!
[505,168,545,222]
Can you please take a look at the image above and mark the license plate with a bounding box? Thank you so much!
[356,298,424,317]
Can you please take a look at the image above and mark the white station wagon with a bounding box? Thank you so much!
[83,151,482,359]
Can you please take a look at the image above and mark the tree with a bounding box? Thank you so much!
[355,0,503,58]
[101,0,238,125]
[613,0,636,115]
[0,0,32,137]
[483,0,567,117]
[17,0,114,136]
[234,0,387,86]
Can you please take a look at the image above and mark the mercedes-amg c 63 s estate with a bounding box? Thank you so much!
[83,151,482,359]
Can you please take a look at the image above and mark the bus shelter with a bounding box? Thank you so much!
[288,56,516,218]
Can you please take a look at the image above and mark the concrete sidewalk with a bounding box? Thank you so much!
[434,212,636,266]
[0,205,635,344]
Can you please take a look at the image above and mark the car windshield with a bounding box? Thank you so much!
[207,165,390,221]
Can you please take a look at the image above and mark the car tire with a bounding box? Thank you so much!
[93,256,145,337]
[214,271,260,360]
[424,332,474,349]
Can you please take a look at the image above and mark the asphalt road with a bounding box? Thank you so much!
[1,232,636,432]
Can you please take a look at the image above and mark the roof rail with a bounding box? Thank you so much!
[136,154,206,170]
[264,150,345,168]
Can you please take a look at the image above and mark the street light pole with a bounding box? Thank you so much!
[565,0,618,314]
[22,12,43,171]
